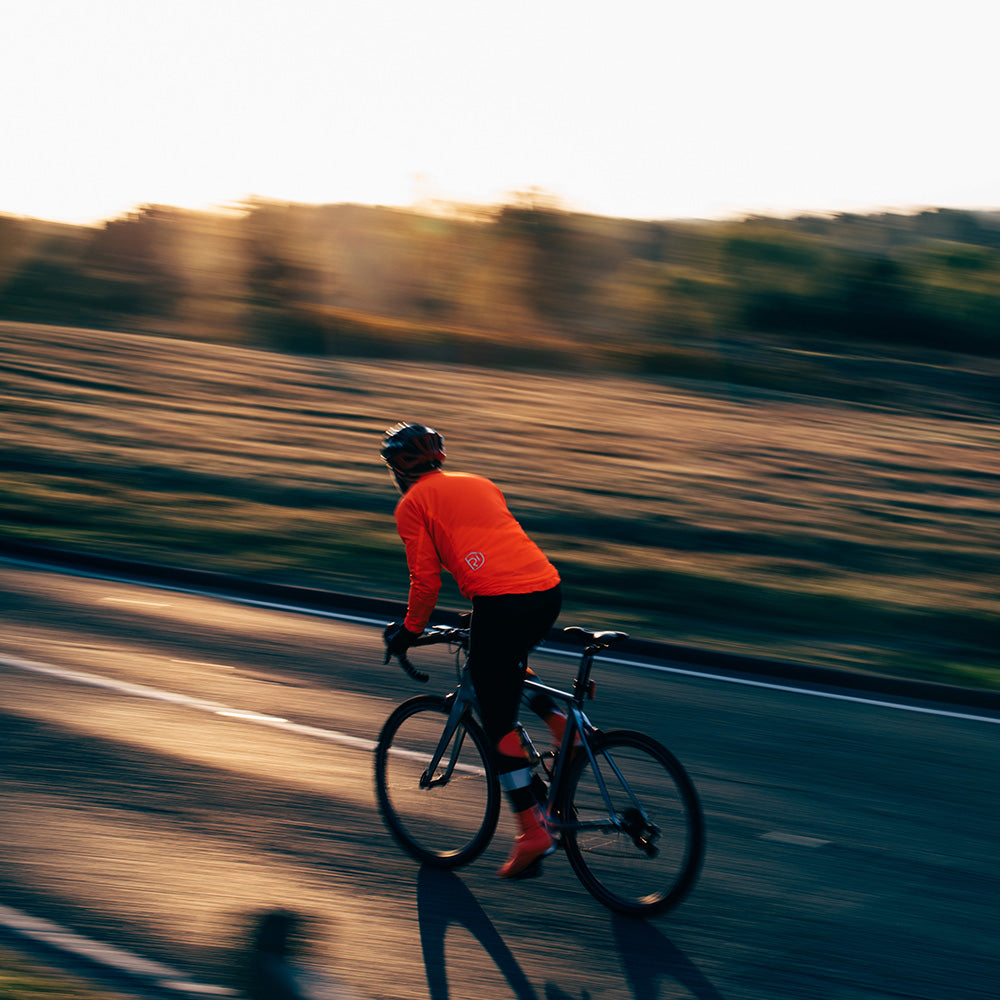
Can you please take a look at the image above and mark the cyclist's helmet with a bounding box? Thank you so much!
[380,422,446,491]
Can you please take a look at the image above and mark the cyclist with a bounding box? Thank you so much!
[380,421,564,878]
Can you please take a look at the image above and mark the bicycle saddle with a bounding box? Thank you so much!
[562,626,629,648]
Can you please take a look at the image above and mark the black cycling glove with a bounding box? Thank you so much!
[383,622,421,658]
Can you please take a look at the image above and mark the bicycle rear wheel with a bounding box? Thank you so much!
[558,729,704,916]
[374,695,500,868]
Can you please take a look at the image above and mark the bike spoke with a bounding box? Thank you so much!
[560,731,703,915]
[375,696,500,868]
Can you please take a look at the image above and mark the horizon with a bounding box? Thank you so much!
[5,193,1000,232]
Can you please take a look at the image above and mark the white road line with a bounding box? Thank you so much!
[151,588,996,727]
[100,598,174,607]
[0,902,235,995]
[203,592,1000,727]
[597,654,1000,725]
[0,654,378,752]
[3,549,997,725]
[760,832,830,848]
[170,658,236,670]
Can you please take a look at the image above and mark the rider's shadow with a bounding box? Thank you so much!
[612,914,725,1000]
[416,867,722,1000]
[417,865,538,1000]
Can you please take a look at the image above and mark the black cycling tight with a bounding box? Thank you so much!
[467,584,562,748]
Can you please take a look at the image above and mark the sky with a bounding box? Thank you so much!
[3,0,998,226]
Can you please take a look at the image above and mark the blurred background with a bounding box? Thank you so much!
[1,0,998,691]
[2,200,997,691]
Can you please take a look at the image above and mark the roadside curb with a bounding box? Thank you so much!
[2,536,998,712]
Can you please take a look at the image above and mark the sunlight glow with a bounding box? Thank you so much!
[3,0,997,225]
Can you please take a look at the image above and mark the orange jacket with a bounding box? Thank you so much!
[395,470,560,632]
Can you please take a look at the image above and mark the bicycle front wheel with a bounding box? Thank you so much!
[559,729,704,916]
[374,695,500,869]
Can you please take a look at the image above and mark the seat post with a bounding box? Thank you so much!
[572,648,597,704]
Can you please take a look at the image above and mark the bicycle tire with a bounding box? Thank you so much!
[557,729,704,916]
[374,695,501,869]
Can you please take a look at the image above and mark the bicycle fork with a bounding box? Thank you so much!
[419,680,481,788]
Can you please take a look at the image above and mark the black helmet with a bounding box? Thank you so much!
[380,422,445,490]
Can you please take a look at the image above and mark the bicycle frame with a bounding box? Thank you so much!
[380,623,704,916]
[409,629,642,837]
[522,668,645,837]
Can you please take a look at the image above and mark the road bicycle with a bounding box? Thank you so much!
[374,623,705,916]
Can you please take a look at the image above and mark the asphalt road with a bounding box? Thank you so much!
[1,560,997,1000]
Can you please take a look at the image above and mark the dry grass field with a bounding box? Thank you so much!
[0,944,115,1000]
[2,320,997,689]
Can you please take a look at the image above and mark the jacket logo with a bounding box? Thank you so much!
[465,551,485,571]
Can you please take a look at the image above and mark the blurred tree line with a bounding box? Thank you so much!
[2,198,999,372]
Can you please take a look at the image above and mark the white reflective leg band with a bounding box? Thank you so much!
[499,767,532,792]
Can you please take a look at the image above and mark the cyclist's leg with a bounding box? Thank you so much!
[522,668,571,750]
[467,597,539,795]
[514,586,574,750]
[469,586,561,877]
[469,584,562,749]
